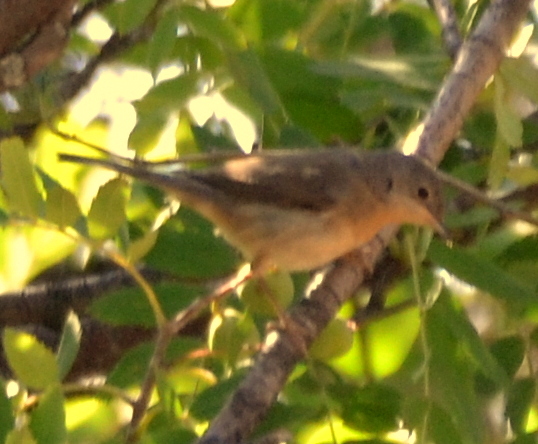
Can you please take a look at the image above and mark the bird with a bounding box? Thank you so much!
[58,148,445,274]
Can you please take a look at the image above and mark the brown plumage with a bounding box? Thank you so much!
[59,149,444,272]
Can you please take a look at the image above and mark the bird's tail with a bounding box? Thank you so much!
[58,152,212,204]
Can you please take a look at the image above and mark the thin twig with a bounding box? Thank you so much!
[428,0,463,59]
[126,267,252,442]
[434,167,538,227]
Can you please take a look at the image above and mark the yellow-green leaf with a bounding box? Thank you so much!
[500,56,538,105]
[29,384,66,444]
[5,425,37,444]
[0,138,43,218]
[3,328,59,390]
[56,311,81,380]
[87,178,129,240]
[494,76,522,147]
[45,184,83,228]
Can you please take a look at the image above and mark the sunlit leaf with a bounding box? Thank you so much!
[180,5,245,50]
[127,229,158,263]
[105,0,157,35]
[128,111,170,155]
[501,56,538,105]
[148,11,180,73]
[228,0,302,44]
[45,183,83,228]
[0,137,43,218]
[3,328,59,390]
[134,72,202,114]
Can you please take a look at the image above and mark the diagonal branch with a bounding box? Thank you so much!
[196,1,532,443]
[417,0,531,165]
[428,0,462,59]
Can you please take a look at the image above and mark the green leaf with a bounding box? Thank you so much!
[500,56,538,105]
[139,426,198,443]
[89,283,201,327]
[488,134,510,190]
[0,137,43,218]
[403,397,463,444]
[511,432,538,444]
[314,55,447,91]
[3,328,59,390]
[135,72,202,114]
[226,49,286,123]
[494,76,522,148]
[444,206,497,229]
[29,384,66,444]
[0,380,14,444]
[228,0,302,44]
[0,207,9,225]
[105,0,157,35]
[148,11,180,73]
[506,378,536,434]
[336,384,401,433]
[208,310,260,367]
[87,178,129,240]
[128,111,170,155]
[45,183,83,228]
[127,229,158,263]
[428,239,537,305]
[56,311,81,380]
[498,235,538,264]
[5,426,37,444]
[107,342,153,388]
[145,209,238,278]
[425,294,485,444]
[489,336,525,380]
[108,338,202,388]
[190,373,244,420]
[89,287,154,327]
[180,5,244,50]
[434,292,508,389]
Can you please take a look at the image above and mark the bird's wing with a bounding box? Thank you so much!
[189,150,363,212]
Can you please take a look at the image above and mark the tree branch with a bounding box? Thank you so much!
[428,0,462,59]
[417,0,531,165]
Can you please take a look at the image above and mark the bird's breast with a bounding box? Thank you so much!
[214,202,386,272]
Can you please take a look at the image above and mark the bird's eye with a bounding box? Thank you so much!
[418,187,429,199]
[386,177,393,192]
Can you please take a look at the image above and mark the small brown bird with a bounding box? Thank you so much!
[59,149,445,273]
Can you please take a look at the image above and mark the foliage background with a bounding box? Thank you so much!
[0,0,537,443]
